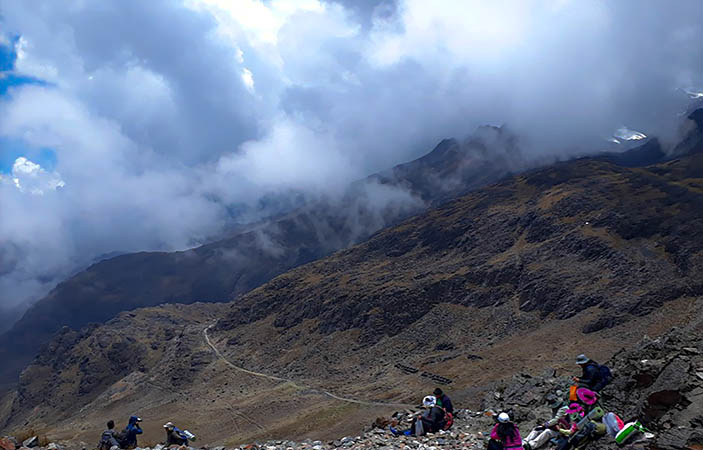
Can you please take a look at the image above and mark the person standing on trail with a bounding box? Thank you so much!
[489,412,523,450]
[433,388,454,414]
[98,420,123,450]
[121,416,143,449]
[573,354,611,392]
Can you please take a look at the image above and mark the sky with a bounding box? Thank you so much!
[0,0,701,326]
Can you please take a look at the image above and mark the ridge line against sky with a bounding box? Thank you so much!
[0,0,702,327]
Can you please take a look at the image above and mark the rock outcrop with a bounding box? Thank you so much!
[482,327,703,450]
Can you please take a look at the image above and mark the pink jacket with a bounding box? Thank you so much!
[491,423,523,449]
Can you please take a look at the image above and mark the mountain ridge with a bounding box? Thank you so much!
[3,112,702,443]
[0,124,541,385]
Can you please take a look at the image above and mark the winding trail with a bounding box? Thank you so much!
[203,324,415,408]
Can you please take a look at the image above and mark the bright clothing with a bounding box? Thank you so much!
[491,423,523,449]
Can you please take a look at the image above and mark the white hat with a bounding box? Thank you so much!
[576,354,590,364]
[497,412,510,423]
[163,422,174,429]
[422,395,437,407]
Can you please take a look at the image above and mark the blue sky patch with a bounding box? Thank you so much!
[0,35,56,174]
[0,36,18,71]
[0,137,58,174]
[0,34,48,94]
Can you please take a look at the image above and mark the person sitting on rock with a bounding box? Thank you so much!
[555,404,607,450]
[98,420,123,450]
[573,354,610,392]
[121,416,143,449]
[489,412,523,450]
[390,396,445,436]
[163,422,188,447]
[523,393,569,450]
[433,387,454,414]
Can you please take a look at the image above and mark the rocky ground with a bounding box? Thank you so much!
[5,326,700,450]
[0,409,496,450]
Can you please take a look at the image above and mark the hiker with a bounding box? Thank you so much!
[121,416,143,449]
[417,395,447,434]
[163,422,188,446]
[433,388,454,414]
[391,396,445,436]
[488,412,523,450]
[523,394,569,450]
[98,420,123,450]
[555,405,607,450]
[573,354,611,392]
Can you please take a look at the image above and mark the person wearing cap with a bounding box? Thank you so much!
[573,354,607,392]
[390,395,445,436]
[419,395,446,434]
[489,412,523,450]
[433,388,454,414]
[523,393,569,450]
[163,422,188,446]
[121,415,143,449]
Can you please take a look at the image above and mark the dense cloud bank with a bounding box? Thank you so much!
[0,0,700,327]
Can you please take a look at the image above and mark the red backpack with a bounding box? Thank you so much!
[442,409,454,430]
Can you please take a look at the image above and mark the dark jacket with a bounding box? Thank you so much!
[579,362,603,390]
[165,429,187,446]
[437,394,454,414]
[420,406,446,433]
[122,416,143,448]
[99,429,122,449]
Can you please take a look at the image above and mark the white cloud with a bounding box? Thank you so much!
[189,0,325,47]
[0,0,701,322]
[241,67,255,92]
[14,36,60,81]
[10,157,65,195]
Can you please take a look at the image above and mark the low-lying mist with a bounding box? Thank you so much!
[0,0,701,327]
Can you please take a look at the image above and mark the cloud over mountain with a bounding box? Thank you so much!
[0,0,700,326]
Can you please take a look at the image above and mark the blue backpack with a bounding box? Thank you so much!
[598,364,612,384]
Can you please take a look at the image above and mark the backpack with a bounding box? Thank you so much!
[442,409,454,430]
[98,436,111,450]
[98,431,123,450]
[569,385,579,401]
[598,364,612,385]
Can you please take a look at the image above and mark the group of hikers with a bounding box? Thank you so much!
[487,354,621,450]
[98,355,630,449]
[99,416,193,450]
[390,354,642,450]
[390,387,455,436]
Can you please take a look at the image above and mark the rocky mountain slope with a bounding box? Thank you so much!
[0,126,535,386]
[212,147,703,359]
[2,112,702,445]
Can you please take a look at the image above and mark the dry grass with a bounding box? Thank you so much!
[537,187,575,210]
